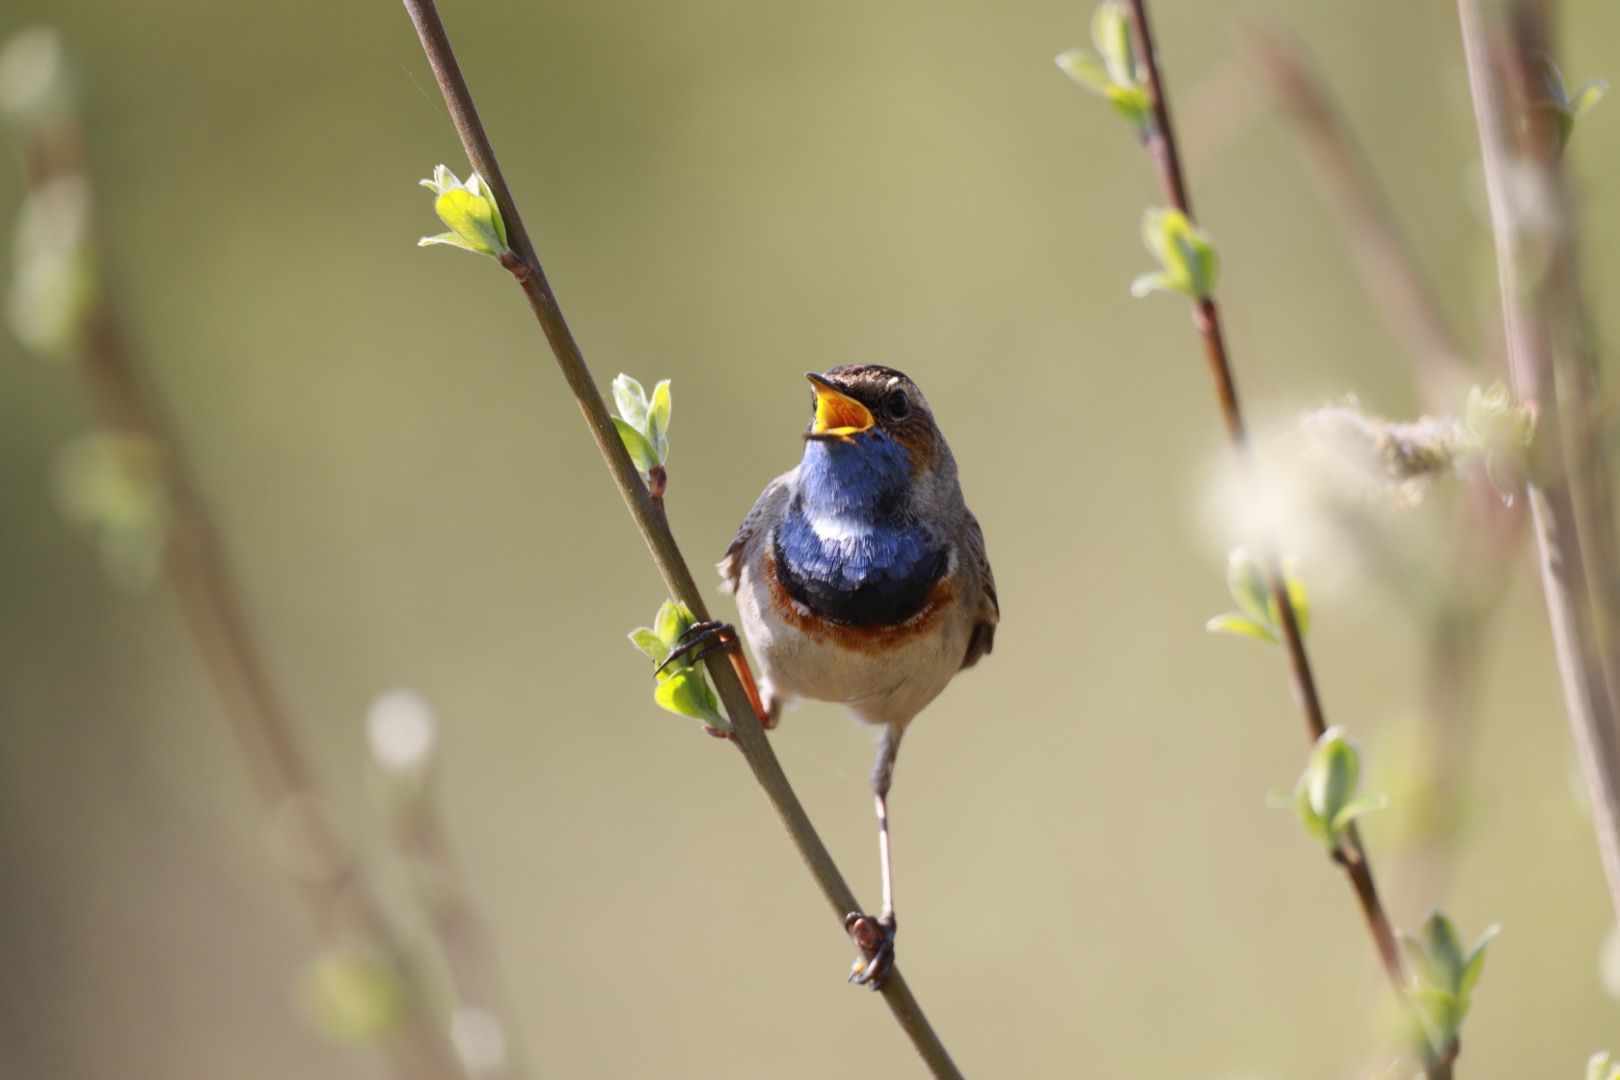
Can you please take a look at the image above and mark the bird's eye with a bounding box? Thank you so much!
[886,391,910,418]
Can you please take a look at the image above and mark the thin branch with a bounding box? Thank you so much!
[388,775,531,1080]
[9,49,464,1080]
[1456,0,1620,929]
[398,3,963,1076]
[1247,24,1470,409]
[1125,0,1313,737]
[1122,3,1448,1075]
[1248,20,1532,921]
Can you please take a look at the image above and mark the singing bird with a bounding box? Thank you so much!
[718,363,998,987]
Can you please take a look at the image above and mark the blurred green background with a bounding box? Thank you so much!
[1,0,1617,1077]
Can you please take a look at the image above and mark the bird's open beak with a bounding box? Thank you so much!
[806,372,875,440]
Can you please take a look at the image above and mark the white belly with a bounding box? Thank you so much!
[735,559,969,728]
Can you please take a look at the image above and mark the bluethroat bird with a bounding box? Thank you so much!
[713,363,998,988]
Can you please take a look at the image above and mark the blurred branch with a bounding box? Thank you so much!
[397,3,965,1077]
[1121,3,1450,1075]
[1457,0,1620,928]
[1248,24,1469,408]
[0,30,464,1080]
[1248,21,1530,917]
[369,692,530,1080]
[393,805,515,1076]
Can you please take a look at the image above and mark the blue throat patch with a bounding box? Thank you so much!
[774,435,947,627]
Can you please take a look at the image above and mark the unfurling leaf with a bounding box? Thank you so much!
[613,418,660,475]
[610,373,674,483]
[1285,726,1385,852]
[1133,207,1218,300]
[1534,54,1608,152]
[628,627,667,665]
[647,379,672,460]
[1090,1,1137,88]
[417,165,509,258]
[1055,49,1111,94]
[1207,548,1310,645]
[1399,910,1499,1047]
[613,374,650,432]
[1055,2,1152,134]
[1204,612,1275,643]
[653,668,726,729]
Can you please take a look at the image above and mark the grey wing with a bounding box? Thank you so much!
[959,508,998,670]
[718,471,795,594]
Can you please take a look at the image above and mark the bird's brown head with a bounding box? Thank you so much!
[803,364,944,471]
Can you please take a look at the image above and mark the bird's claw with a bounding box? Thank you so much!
[844,912,896,990]
[654,620,739,678]
[655,619,779,731]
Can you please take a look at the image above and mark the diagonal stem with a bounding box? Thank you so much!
[1248,23,1529,924]
[399,3,963,1076]
[1247,24,1469,408]
[1122,2,1447,1075]
[14,65,465,1080]
[1456,0,1620,930]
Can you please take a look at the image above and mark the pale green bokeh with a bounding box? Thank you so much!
[1,1,1617,1078]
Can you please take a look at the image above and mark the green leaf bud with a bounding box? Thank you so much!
[1288,726,1385,851]
[1132,207,1218,300]
[1307,728,1358,830]
[627,627,668,665]
[629,601,730,733]
[652,598,687,646]
[646,379,672,461]
[612,374,650,432]
[1054,2,1151,134]
[653,667,727,729]
[1206,548,1310,645]
[9,176,98,357]
[418,165,510,258]
[613,418,661,475]
[1055,49,1112,95]
[1204,612,1275,643]
[53,431,168,591]
[1571,78,1609,118]
[1535,54,1608,152]
[301,948,407,1044]
[609,373,673,482]
[1399,910,1499,1046]
[1225,547,1270,627]
[1090,0,1138,89]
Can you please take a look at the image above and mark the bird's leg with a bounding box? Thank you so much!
[847,723,902,989]
[656,621,776,729]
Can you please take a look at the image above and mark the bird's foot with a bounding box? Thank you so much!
[844,912,896,990]
[656,620,740,676]
[657,620,779,730]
